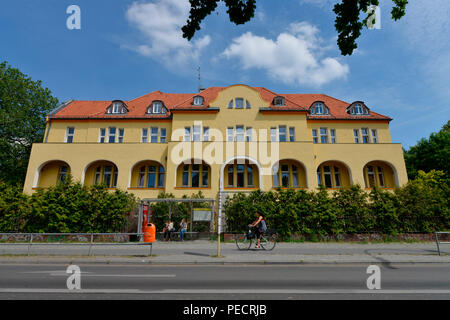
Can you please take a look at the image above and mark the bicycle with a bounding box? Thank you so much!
[235,227,277,251]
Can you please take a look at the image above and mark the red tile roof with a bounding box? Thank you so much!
[49,86,391,121]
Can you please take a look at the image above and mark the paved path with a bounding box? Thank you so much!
[0,241,449,265]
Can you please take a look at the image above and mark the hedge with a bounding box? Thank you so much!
[224,170,450,239]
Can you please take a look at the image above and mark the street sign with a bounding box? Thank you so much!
[193,209,211,221]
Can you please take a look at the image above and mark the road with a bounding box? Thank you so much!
[0,263,449,300]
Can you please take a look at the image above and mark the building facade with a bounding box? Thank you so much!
[23,85,408,198]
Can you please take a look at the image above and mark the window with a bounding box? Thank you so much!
[247,165,254,186]
[362,128,370,144]
[246,100,251,109]
[279,126,287,142]
[158,166,165,187]
[118,129,124,143]
[246,127,252,142]
[107,102,126,114]
[103,166,112,187]
[236,126,244,142]
[227,127,234,142]
[355,104,363,115]
[137,165,165,188]
[153,102,162,114]
[191,164,200,187]
[236,164,245,187]
[270,127,277,142]
[289,127,295,142]
[193,96,204,106]
[273,96,285,106]
[180,164,209,188]
[366,166,376,188]
[227,165,234,187]
[108,127,116,143]
[281,164,290,187]
[66,127,74,143]
[349,103,369,115]
[141,129,148,143]
[99,128,106,143]
[334,166,341,188]
[320,127,329,144]
[184,127,191,142]
[151,127,158,143]
[323,166,332,188]
[138,167,145,187]
[377,166,385,188]
[58,166,68,184]
[311,102,329,115]
[353,129,360,143]
[292,165,299,187]
[203,127,209,142]
[94,167,101,185]
[312,129,318,144]
[371,129,378,143]
[193,125,201,142]
[317,167,322,186]
[202,165,209,187]
[147,166,156,188]
[160,128,167,143]
[330,129,337,143]
[182,165,189,186]
[228,100,233,109]
[235,98,244,109]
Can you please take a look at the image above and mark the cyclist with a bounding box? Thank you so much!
[248,212,267,248]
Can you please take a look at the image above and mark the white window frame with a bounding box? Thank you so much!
[270,127,277,142]
[353,129,360,143]
[320,127,329,144]
[279,125,287,142]
[235,98,244,109]
[330,129,336,144]
[371,129,378,143]
[193,96,204,106]
[203,127,209,142]
[246,127,252,142]
[227,127,234,142]
[65,127,75,143]
[141,128,148,143]
[150,127,159,143]
[312,129,318,144]
[112,102,122,114]
[153,102,162,114]
[193,125,201,142]
[362,128,370,144]
[99,128,106,143]
[118,128,124,143]
[236,125,244,142]
[160,128,167,143]
[108,127,116,143]
[289,127,295,142]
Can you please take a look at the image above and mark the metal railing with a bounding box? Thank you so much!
[435,232,450,256]
[0,233,153,256]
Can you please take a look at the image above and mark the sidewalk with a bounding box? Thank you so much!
[0,241,449,265]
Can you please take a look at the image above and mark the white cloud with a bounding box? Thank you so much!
[124,0,211,69]
[222,22,349,87]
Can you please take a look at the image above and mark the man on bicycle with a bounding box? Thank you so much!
[248,212,267,249]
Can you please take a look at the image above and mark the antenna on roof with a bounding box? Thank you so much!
[197,66,205,92]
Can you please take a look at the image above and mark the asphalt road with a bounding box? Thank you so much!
[0,263,449,300]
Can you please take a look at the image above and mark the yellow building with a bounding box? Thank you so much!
[23,84,408,199]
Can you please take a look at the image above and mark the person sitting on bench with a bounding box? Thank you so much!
[163,220,175,241]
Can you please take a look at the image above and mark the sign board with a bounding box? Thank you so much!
[193,209,212,222]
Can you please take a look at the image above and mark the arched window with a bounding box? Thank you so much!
[147,101,166,114]
[363,161,396,188]
[273,96,285,106]
[310,102,329,115]
[92,164,118,188]
[225,161,259,188]
[347,102,370,115]
[317,161,351,189]
[106,101,127,114]
[193,96,204,106]
[177,161,210,188]
[273,160,307,188]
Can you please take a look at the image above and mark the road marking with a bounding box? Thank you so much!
[21,271,175,278]
[0,288,449,294]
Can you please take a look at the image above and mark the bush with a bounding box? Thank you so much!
[0,181,29,232]
[224,172,450,239]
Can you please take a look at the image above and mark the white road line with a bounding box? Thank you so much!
[0,288,449,294]
[20,271,175,278]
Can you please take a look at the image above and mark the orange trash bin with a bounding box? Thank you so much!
[144,223,156,243]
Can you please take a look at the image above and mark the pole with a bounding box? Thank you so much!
[217,179,222,257]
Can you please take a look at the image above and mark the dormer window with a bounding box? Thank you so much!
[347,102,370,115]
[106,101,127,114]
[193,96,204,106]
[147,101,166,114]
[273,96,285,106]
[310,102,329,115]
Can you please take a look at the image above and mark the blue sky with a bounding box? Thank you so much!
[1,0,449,148]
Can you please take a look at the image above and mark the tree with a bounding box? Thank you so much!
[404,121,450,180]
[0,62,59,185]
[182,0,408,56]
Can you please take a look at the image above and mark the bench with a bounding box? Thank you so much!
[157,231,199,241]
